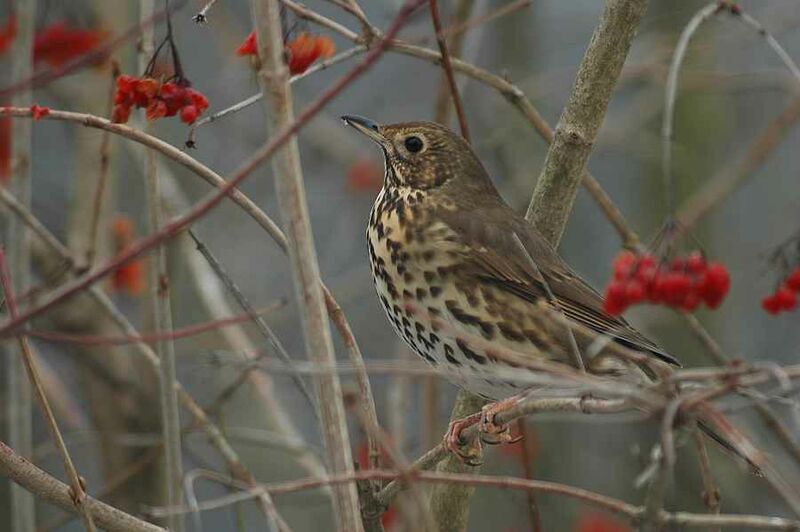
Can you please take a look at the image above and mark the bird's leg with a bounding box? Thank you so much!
[443,412,483,466]
[478,396,523,446]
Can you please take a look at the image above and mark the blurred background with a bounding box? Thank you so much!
[1,0,800,530]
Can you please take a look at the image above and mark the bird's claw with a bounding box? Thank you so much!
[443,413,483,466]
[443,397,523,464]
[478,402,520,446]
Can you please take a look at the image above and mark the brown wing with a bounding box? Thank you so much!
[435,200,680,367]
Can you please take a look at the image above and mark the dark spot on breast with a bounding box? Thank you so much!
[498,322,525,342]
[523,329,549,351]
[415,288,427,300]
[444,343,461,366]
[429,286,442,297]
[456,338,486,365]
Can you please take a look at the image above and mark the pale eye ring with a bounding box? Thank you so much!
[404,135,424,153]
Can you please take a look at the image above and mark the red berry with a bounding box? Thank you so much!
[775,286,797,311]
[624,280,645,304]
[145,99,167,120]
[112,103,131,123]
[180,105,199,124]
[186,88,209,112]
[699,263,730,308]
[762,295,781,315]
[638,254,657,270]
[680,291,701,312]
[662,272,690,306]
[604,281,628,315]
[786,268,800,292]
[669,257,686,271]
[686,251,706,274]
[612,251,636,280]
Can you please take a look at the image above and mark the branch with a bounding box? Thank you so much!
[249,0,364,529]
[4,1,37,529]
[429,0,471,141]
[525,0,650,246]
[0,250,97,531]
[0,440,164,532]
[138,1,184,528]
[151,467,800,531]
[0,185,292,525]
[429,392,486,532]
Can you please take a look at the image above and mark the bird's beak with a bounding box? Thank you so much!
[341,115,386,145]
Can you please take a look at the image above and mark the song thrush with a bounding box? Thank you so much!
[343,116,680,458]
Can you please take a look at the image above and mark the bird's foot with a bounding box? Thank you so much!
[478,397,523,446]
[443,412,483,466]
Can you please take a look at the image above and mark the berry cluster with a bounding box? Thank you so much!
[761,267,800,315]
[112,75,209,125]
[236,31,335,75]
[604,251,731,315]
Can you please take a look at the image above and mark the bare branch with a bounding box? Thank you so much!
[0,440,163,532]
[525,0,650,246]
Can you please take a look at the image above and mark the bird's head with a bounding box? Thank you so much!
[342,116,494,193]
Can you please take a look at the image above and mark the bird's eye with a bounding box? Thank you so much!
[404,135,424,153]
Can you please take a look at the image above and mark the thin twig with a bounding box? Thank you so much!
[692,427,721,532]
[0,440,164,532]
[5,2,37,530]
[27,301,285,346]
[187,46,367,146]
[149,467,800,530]
[429,0,471,141]
[0,250,97,531]
[661,3,721,217]
[139,1,184,527]
[187,229,317,414]
[0,0,427,340]
[441,0,531,40]
[84,63,118,268]
[518,419,542,532]
[0,182,291,526]
[193,0,218,23]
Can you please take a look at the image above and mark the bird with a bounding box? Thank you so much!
[341,116,697,461]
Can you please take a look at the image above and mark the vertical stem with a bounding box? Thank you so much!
[525,0,650,246]
[4,1,36,530]
[139,2,184,530]
[249,1,362,530]
[429,392,487,532]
